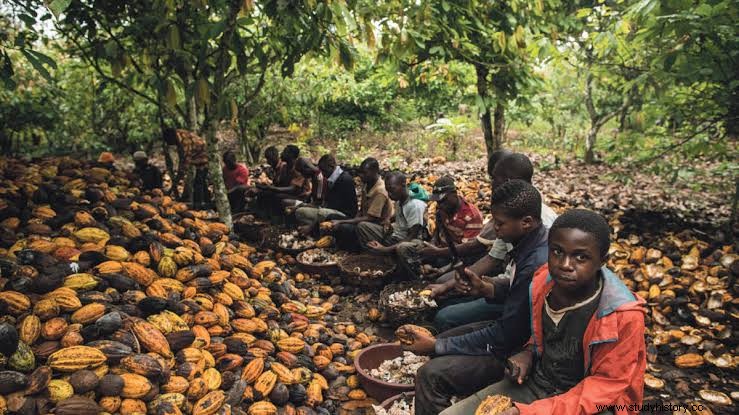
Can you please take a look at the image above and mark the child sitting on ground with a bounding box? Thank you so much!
[404,180,549,415]
[441,209,646,415]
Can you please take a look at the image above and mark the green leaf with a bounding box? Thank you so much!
[1,52,17,90]
[575,8,591,18]
[663,52,676,70]
[338,42,354,70]
[46,0,72,18]
[694,4,713,16]
[18,14,36,27]
[20,49,52,81]
[27,50,57,69]
[207,21,226,39]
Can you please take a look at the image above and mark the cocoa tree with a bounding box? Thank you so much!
[7,0,356,228]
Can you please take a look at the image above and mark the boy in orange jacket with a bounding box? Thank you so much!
[442,209,646,415]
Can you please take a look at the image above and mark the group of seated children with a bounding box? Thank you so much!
[131,141,647,414]
[236,144,648,414]
[404,200,646,414]
[242,145,493,280]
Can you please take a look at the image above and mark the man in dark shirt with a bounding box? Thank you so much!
[295,154,357,234]
[404,180,549,415]
[132,151,163,191]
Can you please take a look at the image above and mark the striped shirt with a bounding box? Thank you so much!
[440,197,483,244]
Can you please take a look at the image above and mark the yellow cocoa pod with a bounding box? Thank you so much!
[192,390,225,415]
[131,318,173,358]
[123,261,156,286]
[63,273,100,290]
[34,206,57,220]
[18,314,42,345]
[47,379,75,401]
[121,222,142,239]
[73,227,110,243]
[306,379,324,407]
[202,367,222,390]
[0,291,31,314]
[48,346,106,372]
[247,401,277,415]
[120,398,147,415]
[251,261,275,277]
[162,376,190,394]
[96,260,123,275]
[158,256,178,278]
[276,337,305,354]
[241,358,265,384]
[99,396,122,413]
[74,211,96,227]
[254,370,277,398]
[270,362,295,385]
[105,245,131,261]
[120,373,153,399]
[33,298,60,320]
[71,303,106,324]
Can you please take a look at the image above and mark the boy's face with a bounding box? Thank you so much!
[386,178,405,201]
[438,192,459,214]
[490,207,533,243]
[265,152,278,167]
[359,167,377,184]
[318,162,334,178]
[224,153,236,168]
[548,227,606,292]
[491,172,507,192]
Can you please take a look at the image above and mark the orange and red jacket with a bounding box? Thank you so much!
[516,264,647,415]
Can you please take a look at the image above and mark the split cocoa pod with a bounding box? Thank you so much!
[395,324,433,345]
[475,395,512,415]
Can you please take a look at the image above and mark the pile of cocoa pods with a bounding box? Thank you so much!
[0,156,378,415]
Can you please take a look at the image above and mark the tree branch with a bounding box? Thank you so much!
[636,120,719,164]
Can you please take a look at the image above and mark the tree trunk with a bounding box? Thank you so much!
[475,64,494,171]
[618,107,628,132]
[188,95,199,133]
[729,177,738,244]
[584,126,598,164]
[492,101,505,150]
[205,119,232,228]
[156,83,179,198]
[728,82,739,139]
[200,0,242,230]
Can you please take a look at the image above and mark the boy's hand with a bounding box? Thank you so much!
[419,243,444,258]
[382,221,393,233]
[425,283,450,299]
[455,268,494,298]
[499,408,520,415]
[367,240,391,254]
[505,350,533,385]
[400,331,436,355]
